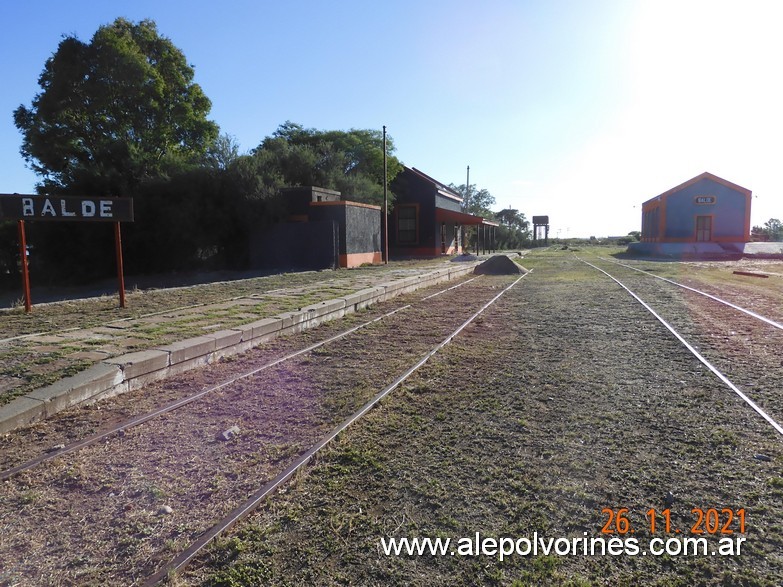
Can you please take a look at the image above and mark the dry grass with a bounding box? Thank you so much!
[3,249,782,585]
[179,251,783,586]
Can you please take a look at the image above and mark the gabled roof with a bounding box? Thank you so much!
[407,166,463,202]
[643,172,752,205]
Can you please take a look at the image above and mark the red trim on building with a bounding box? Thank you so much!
[640,172,751,243]
[435,207,498,226]
[641,172,752,206]
[339,251,382,268]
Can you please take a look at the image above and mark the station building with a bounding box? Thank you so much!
[250,167,502,271]
[250,186,382,270]
[632,172,752,256]
[389,166,497,257]
[641,172,751,244]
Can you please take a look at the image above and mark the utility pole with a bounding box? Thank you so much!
[383,125,388,264]
[466,165,472,254]
[466,165,470,211]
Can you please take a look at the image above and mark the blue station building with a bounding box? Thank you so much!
[631,172,752,256]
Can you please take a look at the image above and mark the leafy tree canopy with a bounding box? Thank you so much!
[205,133,242,171]
[495,208,530,232]
[764,218,783,241]
[251,122,403,205]
[14,17,219,194]
[449,183,496,217]
[752,218,782,241]
[492,208,531,249]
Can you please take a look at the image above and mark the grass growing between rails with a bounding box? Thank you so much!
[179,261,783,586]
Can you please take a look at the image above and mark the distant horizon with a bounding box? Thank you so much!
[2,1,781,239]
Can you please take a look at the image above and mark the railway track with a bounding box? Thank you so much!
[0,263,458,408]
[172,254,783,585]
[597,256,783,330]
[0,276,480,480]
[579,256,783,440]
[0,272,526,586]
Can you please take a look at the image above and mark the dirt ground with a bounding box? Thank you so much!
[1,248,782,586]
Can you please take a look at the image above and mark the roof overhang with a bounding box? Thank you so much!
[642,171,752,206]
[435,207,498,226]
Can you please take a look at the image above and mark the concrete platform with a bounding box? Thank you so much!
[738,242,783,255]
[627,241,783,258]
[0,260,479,434]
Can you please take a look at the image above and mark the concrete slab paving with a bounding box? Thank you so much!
[104,349,171,379]
[65,350,113,362]
[0,259,481,434]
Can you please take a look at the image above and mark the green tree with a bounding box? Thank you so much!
[495,208,530,232]
[14,17,218,194]
[449,183,496,217]
[11,18,220,284]
[493,208,531,249]
[763,218,783,241]
[252,122,403,205]
[205,133,242,171]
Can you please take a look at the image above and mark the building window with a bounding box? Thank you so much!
[696,215,712,242]
[397,205,418,244]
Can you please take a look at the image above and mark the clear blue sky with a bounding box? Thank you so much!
[2,0,781,237]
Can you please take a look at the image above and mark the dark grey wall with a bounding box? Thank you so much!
[309,204,381,255]
[249,220,338,270]
[344,205,381,255]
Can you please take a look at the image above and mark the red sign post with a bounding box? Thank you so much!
[16,220,32,313]
[1,194,134,312]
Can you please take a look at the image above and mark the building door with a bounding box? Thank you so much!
[696,215,712,242]
[440,223,446,254]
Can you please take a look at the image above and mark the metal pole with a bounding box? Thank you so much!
[114,222,126,308]
[465,165,470,212]
[17,220,31,313]
[383,125,388,264]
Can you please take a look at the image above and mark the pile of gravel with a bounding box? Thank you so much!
[473,255,526,275]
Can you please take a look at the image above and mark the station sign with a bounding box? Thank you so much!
[694,195,716,205]
[3,193,134,311]
[0,194,134,222]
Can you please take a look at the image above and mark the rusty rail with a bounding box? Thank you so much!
[141,272,530,586]
[582,258,783,438]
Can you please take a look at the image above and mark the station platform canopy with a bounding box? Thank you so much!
[435,207,498,227]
